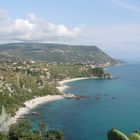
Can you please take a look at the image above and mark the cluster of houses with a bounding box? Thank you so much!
[0,60,64,91]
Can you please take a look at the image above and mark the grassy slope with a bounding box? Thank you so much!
[0,71,59,115]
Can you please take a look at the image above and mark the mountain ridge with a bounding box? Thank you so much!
[0,43,119,65]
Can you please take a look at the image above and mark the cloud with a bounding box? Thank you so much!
[83,25,140,43]
[0,9,140,48]
[0,9,8,21]
[112,0,140,13]
[0,10,82,43]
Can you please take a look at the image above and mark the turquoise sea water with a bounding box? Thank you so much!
[29,63,140,140]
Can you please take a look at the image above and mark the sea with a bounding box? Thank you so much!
[28,63,140,140]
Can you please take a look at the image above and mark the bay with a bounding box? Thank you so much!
[29,63,140,140]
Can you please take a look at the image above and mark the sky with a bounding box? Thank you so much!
[0,0,140,61]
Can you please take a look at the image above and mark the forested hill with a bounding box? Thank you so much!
[0,43,118,65]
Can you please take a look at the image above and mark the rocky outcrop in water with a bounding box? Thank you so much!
[100,73,116,79]
[64,93,90,100]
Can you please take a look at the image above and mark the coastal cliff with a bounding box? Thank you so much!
[0,54,116,139]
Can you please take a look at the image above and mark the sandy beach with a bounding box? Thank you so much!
[11,95,64,124]
[11,77,94,125]
[59,77,95,85]
[57,77,97,92]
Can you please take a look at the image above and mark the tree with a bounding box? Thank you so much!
[7,120,64,140]
[92,67,104,77]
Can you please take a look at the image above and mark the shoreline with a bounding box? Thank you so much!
[11,95,64,125]
[57,77,97,92]
[10,77,94,125]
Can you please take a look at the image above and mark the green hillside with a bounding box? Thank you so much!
[0,43,119,65]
